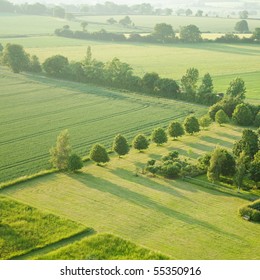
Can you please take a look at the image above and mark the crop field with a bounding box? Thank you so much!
[0,196,86,259]
[1,123,260,259]
[0,68,206,183]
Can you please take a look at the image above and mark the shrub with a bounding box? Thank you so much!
[215,109,229,125]
[254,112,260,127]
[68,154,83,172]
[239,200,260,222]
[168,121,184,139]
[132,134,149,152]
[112,134,129,157]
[89,144,110,164]
[232,104,254,126]
[151,127,168,145]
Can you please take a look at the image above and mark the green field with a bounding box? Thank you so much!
[1,123,259,259]
[0,67,206,183]
[0,196,86,259]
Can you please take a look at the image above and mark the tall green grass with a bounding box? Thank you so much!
[0,196,86,260]
[36,234,168,260]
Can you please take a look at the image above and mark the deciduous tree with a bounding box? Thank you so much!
[68,154,83,172]
[132,134,149,152]
[168,121,184,139]
[89,144,110,164]
[151,127,168,145]
[184,116,200,134]
[112,134,129,157]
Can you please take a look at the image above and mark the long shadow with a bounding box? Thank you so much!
[70,172,242,240]
[200,136,234,148]
[216,131,242,140]
[111,167,193,200]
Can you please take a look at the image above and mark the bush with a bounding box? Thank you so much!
[232,104,254,126]
[254,112,260,127]
[89,144,110,164]
[215,109,229,125]
[239,200,260,222]
[151,127,168,145]
[68,154,83,172]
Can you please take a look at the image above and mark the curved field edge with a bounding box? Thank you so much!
[35,233,169,260]
[0,196,87,260]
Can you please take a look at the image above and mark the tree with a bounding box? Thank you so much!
[226,77,246,100]
[142,72,160,93]
[254,112,260,127]
[179,25,202,43]
[183,116,200,134]
[249,151,260,187]
[199,115,212,129]
[89,144,110,164]
[195,10,203,17]
[68,154,83,172]
[185,9,192,16]
[151,127,168,145]
[234,151,248,191]
[207,147,236,182]
[0,43,3,52]
[53,6,65,18]
[181,68,199,99]
[198,73,214,94]
[43,55,69,76]
[2,43,29,73]
[0,0,14,12]
[252,27,260,40]
[119,16,132,26]
[154,78,179,98]
[107,17,117,24]
[28,55,42,73]
[50,129,71,170]
[233,129,259,159]
[215,109,229,125]
[239,10,248,19]
[153,23,175,42]
[232,104,254,126]
[81,21,88,31]
[132,134,149,152]
[207,148,226,182]
[168,121,184,139]
[235,20,249,33]
[112,134,129,157]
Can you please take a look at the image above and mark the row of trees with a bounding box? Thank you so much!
[50,115,202,171]
[55,23,203,44]
[0,43,221,106]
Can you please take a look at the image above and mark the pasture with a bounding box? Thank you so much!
[0,67,206,183]
[1,123,260,259]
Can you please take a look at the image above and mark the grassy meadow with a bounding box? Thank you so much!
[1,123,259,259]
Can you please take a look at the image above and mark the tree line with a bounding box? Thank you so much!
[54,22,260,45]
[0,43,223,106]
[50,115,202,173]
[51,116,259,189]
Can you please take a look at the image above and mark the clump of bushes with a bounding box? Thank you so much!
[145,151,202,179]
[239,199,260,222]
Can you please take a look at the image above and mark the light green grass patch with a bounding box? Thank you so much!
[2,124,259,260]
[36,233,168,260]
[0,196,86,260]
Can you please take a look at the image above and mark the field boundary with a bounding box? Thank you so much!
[9,228,95,260]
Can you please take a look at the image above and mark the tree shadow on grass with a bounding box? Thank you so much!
[69,172,242,240]
[110,167,193,200]
[200,136,233,148]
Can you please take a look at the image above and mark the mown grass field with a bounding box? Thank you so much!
[0,196,86,259]
[1,123,260,259]
[0,67,206,183]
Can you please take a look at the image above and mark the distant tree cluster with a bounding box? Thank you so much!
[208,78,260,128]
[198,128,260,189]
